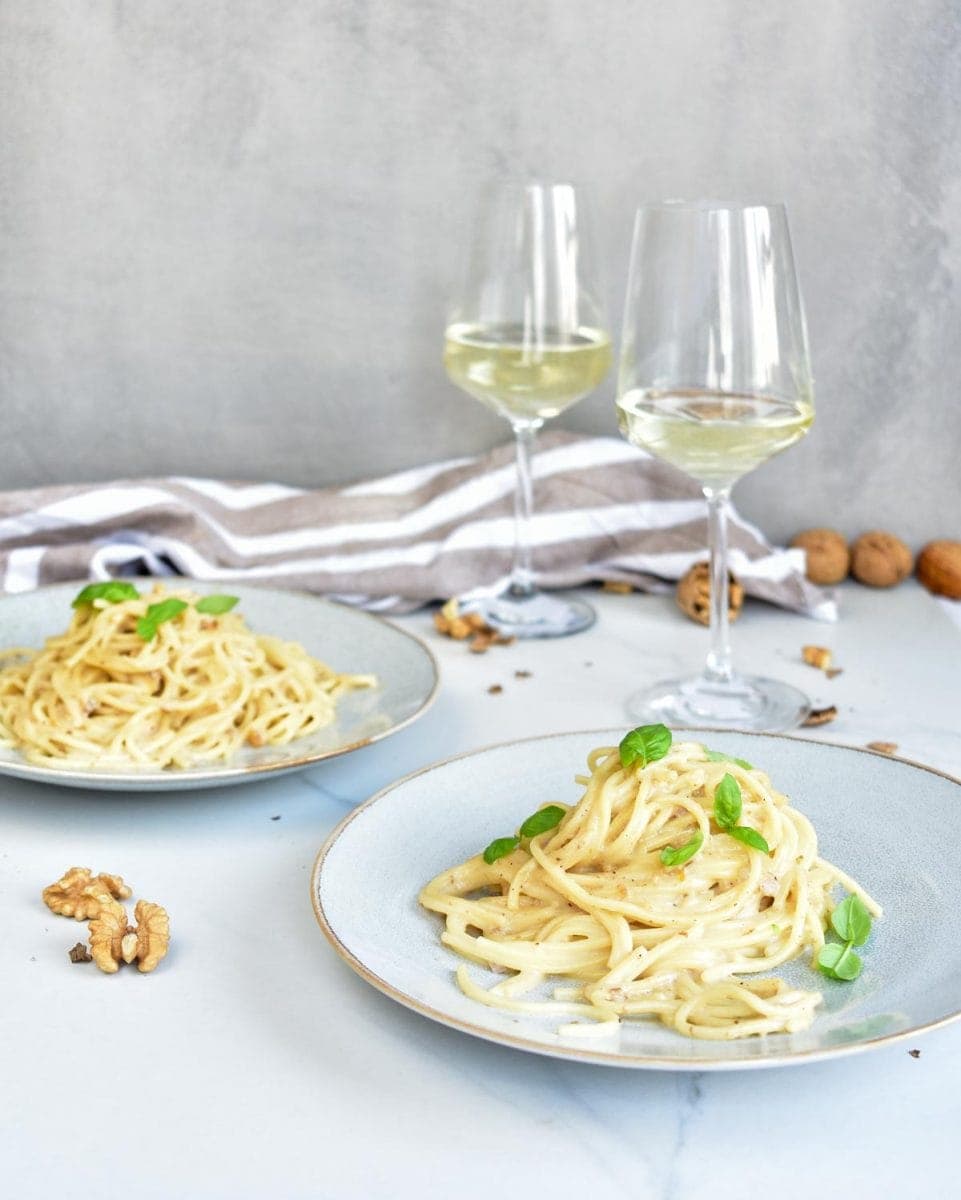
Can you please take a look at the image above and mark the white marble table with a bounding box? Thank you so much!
[2,581,960,1199]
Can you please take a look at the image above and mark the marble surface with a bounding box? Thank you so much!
[2,2,960,543]
[2,581,960,1198]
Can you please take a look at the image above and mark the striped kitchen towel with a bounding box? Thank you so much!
[0,432,834,619]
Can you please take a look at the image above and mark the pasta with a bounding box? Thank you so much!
[420,735,881,1041]
[0,584,375,770]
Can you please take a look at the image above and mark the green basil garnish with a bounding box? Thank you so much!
[712,773,743,829]
[519,805,566,839]
[482,836,521,865]
[72,582,141,608]
[660,828,704,868]
[703,747,754,771]
[619,723,672,769]
[712,774,768,854]
[136,598,189,641]
[195,594,239,615]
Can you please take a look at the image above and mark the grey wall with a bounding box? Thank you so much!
[2,0,959,545]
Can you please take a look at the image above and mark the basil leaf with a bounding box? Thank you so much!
[727,825,770,854]
[195,594,239,615]
[703,748,754,771]
[619,723,672,769]
[136,598,189,641]
[817,941,863,981]
[830,894,872,947]
[519,804,566,839]
[482,836,521,865]
[660,828,704,867]
[72,582,141,608]
[713,773,742,829]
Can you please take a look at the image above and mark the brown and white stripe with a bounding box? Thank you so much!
[0,432,834,618]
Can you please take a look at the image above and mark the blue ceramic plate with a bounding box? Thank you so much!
[313,729,961,1070]
[0,581,438,791]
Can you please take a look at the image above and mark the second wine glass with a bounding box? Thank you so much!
[443,182,611,637]
[616,200,815,731]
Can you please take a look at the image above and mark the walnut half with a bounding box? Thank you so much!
[88,899,170,974]
[676,562,743,625]
[43,867,132,921]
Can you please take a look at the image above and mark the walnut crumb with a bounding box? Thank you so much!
[908,1048,921,1059]
[68,942,92,963]
[866,741,898,755]
[802,705,838,727]
[825,667,844,679]
[487,685,503,695]
[802,645,833,671]
[435,600,512,650]
[515,670,532,679]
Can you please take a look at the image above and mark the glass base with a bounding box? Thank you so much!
[463,586,595,639]
[626,672,811,733]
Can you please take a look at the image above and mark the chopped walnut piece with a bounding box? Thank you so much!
[866,741,898,755]
[487,684,503,695]
[132,900,170,974]
[802,645,833,671]
[434,599,513,649]
[88,899,170,975]
[802,706,838,727]
[515,670,532,679]
[825,667,844,680]
[87,898,130,974]
[43,867,133,921]
[68,942,92,963]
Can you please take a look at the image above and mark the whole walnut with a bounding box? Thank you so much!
[916,540,961,599]
[850,531,913,588]
[789,528,850,585]
[676,562,743,625]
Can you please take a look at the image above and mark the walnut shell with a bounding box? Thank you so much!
[850,531,913,588]
[789,528,850,585]
[676,562,743,625]
[916,540,961,599]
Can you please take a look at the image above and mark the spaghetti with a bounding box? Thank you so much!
[420,735,880,1041]
[0,584,375,770]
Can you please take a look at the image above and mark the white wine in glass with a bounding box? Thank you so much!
[443,183,612,637]
[616,201,815,731]
[444,323,612,424]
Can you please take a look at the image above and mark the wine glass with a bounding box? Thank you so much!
[616,200,815,730]
[443,182,612,637]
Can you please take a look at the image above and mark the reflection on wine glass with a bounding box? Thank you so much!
[616,200,815,731]
[444,182,611,637]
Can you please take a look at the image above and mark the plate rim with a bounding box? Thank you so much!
[311,726,961,1071]
[0,578,440,788]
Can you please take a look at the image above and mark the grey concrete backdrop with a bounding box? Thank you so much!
[1,0,959,545]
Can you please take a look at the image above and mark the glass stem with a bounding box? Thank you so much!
[509,421,539,597]
[704,485,734,684]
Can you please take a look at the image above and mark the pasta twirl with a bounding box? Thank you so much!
[420,738,881,1041]
[0,586,375,770]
